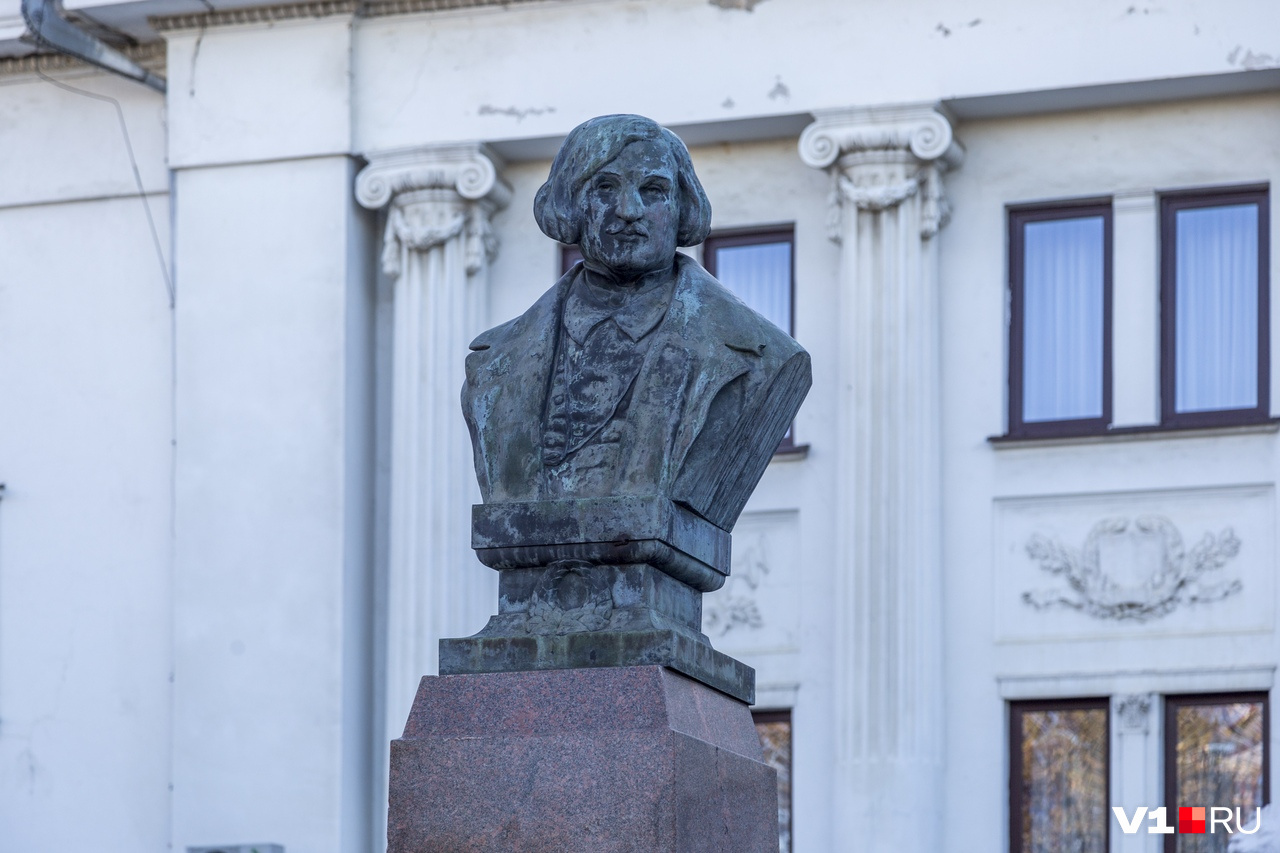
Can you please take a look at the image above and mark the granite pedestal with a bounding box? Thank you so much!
[387,666,779,852]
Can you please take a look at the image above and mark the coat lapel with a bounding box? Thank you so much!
[464,256,768,506]
[463,268,572,501]
[651,257,757,488]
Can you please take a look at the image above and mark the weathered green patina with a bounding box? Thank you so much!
[441,114,812,703]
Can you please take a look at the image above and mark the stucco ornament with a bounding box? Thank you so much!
[354,142,511,277]
[1022,516,1243,621]
[443,115,813,704]
[1115,694,1152,733]
[704,530,770,637]
[799,104,962,241]
[521,562,614,635]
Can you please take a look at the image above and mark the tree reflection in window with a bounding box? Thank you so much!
[1165,694,1268,853]
[1010,699,1109,853]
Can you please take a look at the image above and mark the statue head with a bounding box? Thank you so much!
[534,115,713,280]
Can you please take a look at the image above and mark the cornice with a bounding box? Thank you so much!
[0,41,165,76]
[150,0,561,33]
[151,0,355,32]
[363,0,554,18]
[798,104,964,171]
[355,142,512,211]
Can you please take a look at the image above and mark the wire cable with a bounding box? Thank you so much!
[36,59,175,307]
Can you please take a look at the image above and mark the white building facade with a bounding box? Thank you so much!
[0,1,1277,851]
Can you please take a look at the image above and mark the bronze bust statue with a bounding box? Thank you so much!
[398,118,798,853]
[462,114,810,533]
[444,114,811,703]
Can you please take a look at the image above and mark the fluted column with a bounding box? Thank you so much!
[799,105,961,852]
[355,143,511,761]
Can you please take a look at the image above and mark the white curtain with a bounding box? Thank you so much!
[714,241,792,333]
[1175,204,1259,413]
[1023,216,1105,422]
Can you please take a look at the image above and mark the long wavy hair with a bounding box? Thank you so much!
[533,114,712,248]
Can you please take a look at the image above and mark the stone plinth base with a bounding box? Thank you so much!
[439,562,755,703]
[387,666,779,853]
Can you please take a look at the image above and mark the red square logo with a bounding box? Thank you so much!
[1179,807,1206,834]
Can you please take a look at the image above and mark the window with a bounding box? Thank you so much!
[1007,202,1113,437]
[1007,693,1270,853]
[1009,698,1110,853]
[1164,693,1269,853]
[753,709,793,853]
[1160,187,1270,427]
[704,226,798,450]
[703,227,794,338]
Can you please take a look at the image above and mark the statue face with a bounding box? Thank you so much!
[578,139,680,281]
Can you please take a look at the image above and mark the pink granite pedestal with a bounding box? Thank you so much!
[387,666,779,852]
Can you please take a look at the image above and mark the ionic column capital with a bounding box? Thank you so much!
[800,105,963,242]
[798,103,963,171]
[355,143,512,277]
[356,142,512,210]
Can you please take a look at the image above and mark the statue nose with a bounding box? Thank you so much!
[615,188,643,221]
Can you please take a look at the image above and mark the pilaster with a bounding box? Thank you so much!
[1114,693,1156,853]
[171,155,375,853]
[354,142,510,843]
[798,104,961,853]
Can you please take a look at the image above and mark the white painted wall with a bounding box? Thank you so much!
[351,0,1279,153]
[0,67,168,206]
[170,154,376,853]
[0,70,173,851]
[941,92,1280,853]
[165,16,355,169]
[161,16,378,851]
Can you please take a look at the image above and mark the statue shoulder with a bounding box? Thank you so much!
[675,256,804,364]
[468,318,517,352]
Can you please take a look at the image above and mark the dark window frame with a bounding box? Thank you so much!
[1006,199,1115,439]
[1159,185,1271,428]
[1162,691,1270,853]
[703,225,800,453]
[752,707,794,853]
[702,225,797,337]
[1008,696,1111,853]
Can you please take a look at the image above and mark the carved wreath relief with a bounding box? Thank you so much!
[704,531,771,637]
[1022,516,1242,621]
[522,562,614,635]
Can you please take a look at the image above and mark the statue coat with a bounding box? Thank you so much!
[462,253,811,532]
